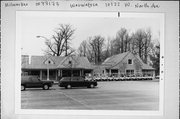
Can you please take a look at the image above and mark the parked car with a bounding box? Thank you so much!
[21,75,54,91]
[58,76,98,89]
[155,75,160,80]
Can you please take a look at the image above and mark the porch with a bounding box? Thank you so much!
[22,69,58,81]
[96,68,155,78]
[58,69,93,78]
[22,68,93,81]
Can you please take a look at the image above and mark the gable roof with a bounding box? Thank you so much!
[134,54,154,70]
[102,51,154,70]
[22,55,93,70]
[102,52,130,67]
[57,55,93,69]
[22,56,64,69]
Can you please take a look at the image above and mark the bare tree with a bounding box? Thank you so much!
[143,29,152,63]
[132,28,153,63]
[133,29,146,59]
[77,27,156,67]
[110,28,131,55]
[89,35,105,64]
[149,42,160,75]
[39,24,75,56]
[124,33,131,52]
[116,28,129,53]
[112,37,120,55]
[78,40,88,57]
[58,24,76,56]
[103,37,111,59]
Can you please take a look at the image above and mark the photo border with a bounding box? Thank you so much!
[15,11,164,116]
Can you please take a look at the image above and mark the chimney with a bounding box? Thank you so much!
[21,55,29,65]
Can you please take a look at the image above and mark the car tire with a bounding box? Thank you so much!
[90,84,94,88]
[21,85,25,91]
[43,84,49,90]
[66,84,71,89]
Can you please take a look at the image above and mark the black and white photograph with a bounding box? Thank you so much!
[17,11,163,113]
[1,1,179,119]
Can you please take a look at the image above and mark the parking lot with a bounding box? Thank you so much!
[21,80,159,110]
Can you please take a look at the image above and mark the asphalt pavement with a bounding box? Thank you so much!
[21,80,159,110]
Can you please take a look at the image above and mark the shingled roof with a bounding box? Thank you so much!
[22,56,64,69]
[102,52,129,67]
[135,54,154,70]
[57,55,93,69]
[22,55,93,70]
[102,51,154,70]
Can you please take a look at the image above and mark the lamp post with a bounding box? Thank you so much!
[69,60,72,80]
[36,35,48,40]
[36,35,50,80]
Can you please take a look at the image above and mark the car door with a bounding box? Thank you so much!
[31,77,42,87]
[25,77,34,87]
[84,77,90,87]
[70,77,79,87]
[78,77,86,87]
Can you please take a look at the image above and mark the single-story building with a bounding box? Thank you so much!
[94,51,155,77]
[21,55,93,81]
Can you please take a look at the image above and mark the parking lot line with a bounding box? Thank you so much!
[21,81,159,110]
[60,91,93,110]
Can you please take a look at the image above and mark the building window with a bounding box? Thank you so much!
[126,70,134,76]
[128,59,132,64]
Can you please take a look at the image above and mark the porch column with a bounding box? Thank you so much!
[91,70,93,76]
[109,69,112,76]
[56,70,58,81]
[80,70,82,76]
[47,68,49,80]
[82,70,84,76]
[60,70,62,77]
[152,70,155,78]
[105,69,107,76]
[40,70,42,80]
[118,69,120,77]
[104,69,106,75]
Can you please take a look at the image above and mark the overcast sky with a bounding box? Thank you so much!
[20,12,160,56]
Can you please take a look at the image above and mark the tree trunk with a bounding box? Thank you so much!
[65,39,68,56]
[144,39,148,63]
[139,43,142,59]
[121,39,124,53]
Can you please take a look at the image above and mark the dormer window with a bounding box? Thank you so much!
[128,59,132,64]
[44,58,54,65]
